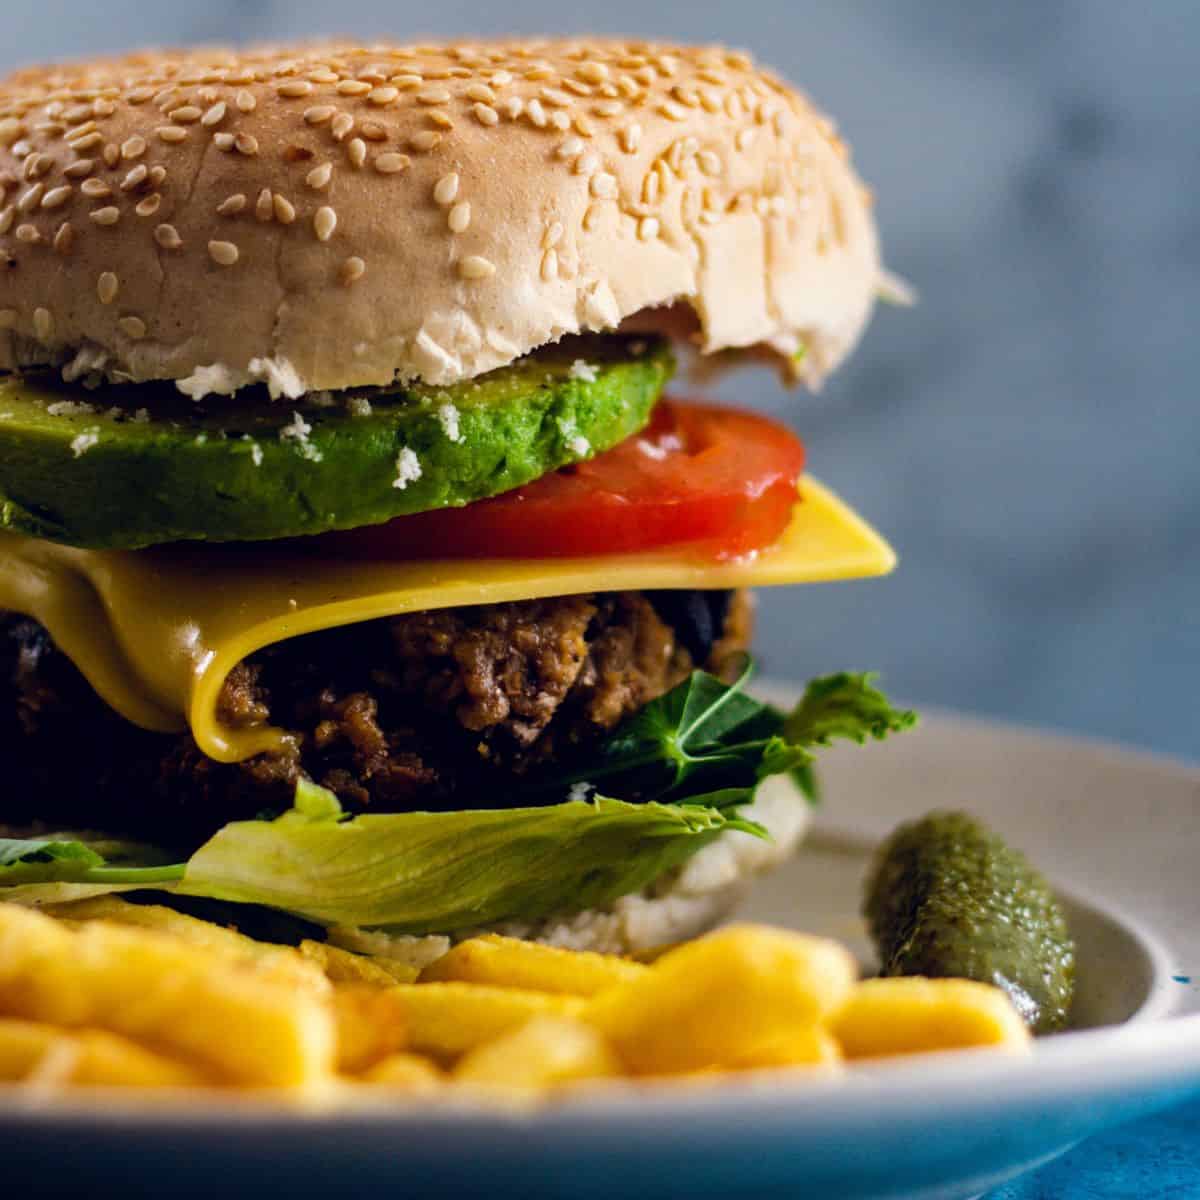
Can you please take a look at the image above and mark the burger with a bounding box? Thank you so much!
[0,38,912,963]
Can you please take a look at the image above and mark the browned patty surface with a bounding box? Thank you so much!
[0,590,751,848]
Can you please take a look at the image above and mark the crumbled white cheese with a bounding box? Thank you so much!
[279,410,323,462]
[568,359,598,383]
[46,400,97,417]
[567,781,592,802]
[193,433,207,446]
[436,402,463,443]
[248,356,306,401]
[69,428,100,458]
[347,396,373,418]
[177,363,244,400]
[568,434,591,456]
[248,440,263,467]
[392,446,422,490]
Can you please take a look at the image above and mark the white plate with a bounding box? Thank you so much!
[5,694,1200,1200]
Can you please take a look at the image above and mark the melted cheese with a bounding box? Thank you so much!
[0,477,893,764]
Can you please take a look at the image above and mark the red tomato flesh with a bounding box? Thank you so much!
[323,398,805,561]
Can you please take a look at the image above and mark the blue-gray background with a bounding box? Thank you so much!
[3,2,1197,758]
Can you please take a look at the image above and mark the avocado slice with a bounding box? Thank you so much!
[0,336,671,549]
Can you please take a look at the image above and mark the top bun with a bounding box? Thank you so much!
[0,40,882,397]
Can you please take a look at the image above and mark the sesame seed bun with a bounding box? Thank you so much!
[0,40,881,398]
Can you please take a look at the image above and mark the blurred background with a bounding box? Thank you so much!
[2,2,1197,757]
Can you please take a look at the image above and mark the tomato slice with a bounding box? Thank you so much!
[323,398,805,561]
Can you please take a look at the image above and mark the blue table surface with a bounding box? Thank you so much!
[991,1095,1200,1199]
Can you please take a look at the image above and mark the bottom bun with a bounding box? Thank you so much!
[330,778,812,966]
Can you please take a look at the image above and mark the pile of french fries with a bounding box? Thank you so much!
[0,898,1029,1099]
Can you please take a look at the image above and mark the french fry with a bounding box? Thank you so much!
[301,939,417,987]
[392,983,585,1059]
[46,897,328,994]
[421,934,647,997]
[0,902,335,1088]
[0,1018,208,1088]
[831,977,1032,1059]
[453,1016,621,1091]
[585,924,858,1074]
[360,1052,445,1090]
[331,986,408,1074]
[719,1026,843,1072]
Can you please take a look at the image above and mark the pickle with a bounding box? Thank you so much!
[864,811,1075,1034]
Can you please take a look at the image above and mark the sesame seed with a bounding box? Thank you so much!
[27,154,53,180]
[736,128,754,152]
[428,110,454,130]
[52,222,74,254]
[304,104,335,125]
[41,185,72,210]
[573,151,599,176]
[213,132,235,151]
[563,79,593,97]
[273,194,296,224]
[118,315,146,339]
[543,221,564,248]
[69,131,103,151]
[433,172,459,205]
[473,102,499,126]
[391,74,423,90]
[638,215,660,241]
[342,137,365,168]
[659,101,687,121]
[410,130,441,152]
[368,86,399,106]
[277,80,313,98]
[157,125,188,143]
[236,89,257,113]
[208,239,239,266]
[235,133,259,156]
[556,136,584,160]
[15,224,39,243]
[549,111,571,132]
[340,256,366,285]
[121,135,147,160]
[526,98,548,128]
[66,120,98,142]
[255,189,273,221]
[578,61,609,84]
[201,101,226,128]
[337,80,371,96]
[17,183,43,213]
[447,200,470,233]
[458,254,495,280]
[2,205,20,234]
[620,124,642,153]
[374,152,410,175]
[102,144,121,168]
[331,112,354,140]
[500,96,524,120]
[489,70,513,87]
[154,223,183,249]
[466,83,496,103]
[313,206,337,241]
[541,87,572,107]
[540,249,558,281]
[63,159,95,179]
[120,164,148,192]
[594,100,622,117]
[33,307,53,341]
[306,162,333,190]
[97,271,119,304]
[135,193,161,217]
[217,193,247,216]
[697,150,723,176]
[573,114,595,138]
[171,105,202,124]
[416,87,450,106]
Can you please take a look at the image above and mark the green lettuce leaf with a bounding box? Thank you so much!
[177,790,755,933]
[0,834,181,886]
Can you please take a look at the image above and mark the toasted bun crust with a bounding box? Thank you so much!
[0,40,881,396]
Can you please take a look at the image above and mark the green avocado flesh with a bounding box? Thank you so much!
[864,810,1076,1034]
[0,335,671,549]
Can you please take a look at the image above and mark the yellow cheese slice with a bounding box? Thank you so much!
[0,476,893,764]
